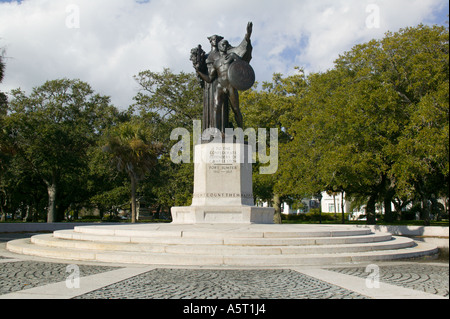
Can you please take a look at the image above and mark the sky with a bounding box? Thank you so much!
[0,0,448,109]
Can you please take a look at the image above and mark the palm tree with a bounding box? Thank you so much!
[103,120,162,223]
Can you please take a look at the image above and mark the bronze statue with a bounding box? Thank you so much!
[191,22,254,138]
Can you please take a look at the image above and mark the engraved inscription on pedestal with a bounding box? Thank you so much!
[192,143,253,207]
[209,145,237,164]
[196,143,248,164]
[208,164,237,175]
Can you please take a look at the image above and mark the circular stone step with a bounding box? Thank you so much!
[52,229,392,245]
[6,223,439,266]
[29,233,415,255]
[70,224,373,238]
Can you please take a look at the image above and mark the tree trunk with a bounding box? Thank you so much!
[273,193,282,224]
[316,192,323,224]
[155,205,161,220]
[0,189,6,222]
[46,182,57,223]
[366,194,377,225]
[341,191,345,224]
[0,204,5,222]
[130,176,137,224]
[333,194,337,219]
[32,206,38,222]
[23,205,32,222]
[384,195,394,223]
[422,199,431,226]
[430,195,440,221]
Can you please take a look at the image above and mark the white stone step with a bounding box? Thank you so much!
[53,230,225,245]
[5,224,439,266]
[6,237,438,266]
[223,233,392,246]
[70,224,372,238]
[29,234,415,255]
[53,229,390,245]
[222,244,439,266]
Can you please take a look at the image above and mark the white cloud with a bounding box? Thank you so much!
[0,0,447,109]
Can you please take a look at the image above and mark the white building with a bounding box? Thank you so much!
[279,193,351,216]
[275,190,401,221]
[320,191,396,220]
[281,198,321,215]
[320,192,349,214]
[320,191,361,220]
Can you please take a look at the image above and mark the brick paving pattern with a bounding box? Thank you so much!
[75,268,368,299]
[0,261,119,295]
[328,263,449,297]
[0,255,447,299]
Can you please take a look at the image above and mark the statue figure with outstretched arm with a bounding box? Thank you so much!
[190,22,254,136]
[195,39,244,129]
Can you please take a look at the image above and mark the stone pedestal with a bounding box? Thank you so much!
[171,143,274,224]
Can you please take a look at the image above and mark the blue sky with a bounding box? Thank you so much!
[0,0,448,109]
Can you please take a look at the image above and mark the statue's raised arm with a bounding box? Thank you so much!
[245,22,253,42]
[229,22,253,63]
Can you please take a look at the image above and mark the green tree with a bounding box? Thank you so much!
[383,25,449,224]
[133,68,203,136]
[280,23,448,225]
[5,79,115,222]
[133,69,202,213]
[86,139,130,219]
[0,53,9,221]
[240,69,308,223]
[103,119,163,223]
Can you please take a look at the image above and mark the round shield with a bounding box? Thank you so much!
[228,59,255,91]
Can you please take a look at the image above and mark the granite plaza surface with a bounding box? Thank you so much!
[0,232,447,300]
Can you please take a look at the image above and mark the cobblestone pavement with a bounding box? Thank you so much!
[0,261,119,295]
[0,233,448,300]
[74,268,367,299]
[327,263,449,297]
[0,258,448,299]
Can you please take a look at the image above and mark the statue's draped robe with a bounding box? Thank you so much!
[202,38,252,134]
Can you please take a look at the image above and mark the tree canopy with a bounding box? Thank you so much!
[0,23,448,225]
[273,24,449,224]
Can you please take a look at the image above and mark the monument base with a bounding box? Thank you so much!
[171,142,274,224]
[171,205,274,224]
